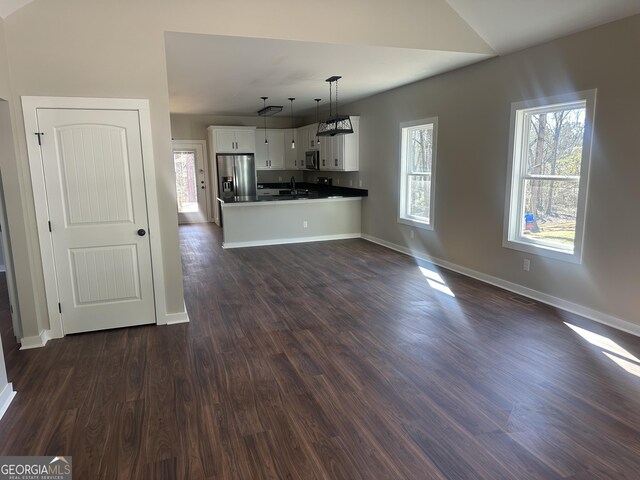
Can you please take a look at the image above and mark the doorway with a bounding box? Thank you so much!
[22,97,168,337]
[172,140,209,224]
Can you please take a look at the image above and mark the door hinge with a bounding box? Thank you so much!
[35,132,44,146]
[9,304,13,314]
[48,220,52,232]
[58,302,62,314]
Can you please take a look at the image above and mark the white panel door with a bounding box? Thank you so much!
[36,108,155,334]
[173,141,208,224]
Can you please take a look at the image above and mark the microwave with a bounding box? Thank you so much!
[305,150,320,170]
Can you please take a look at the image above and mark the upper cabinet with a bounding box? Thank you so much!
[298,123,320,151]
[319,116,360,171]
[208,119,359,171]
[209,126,256,153]
[255,129,285,169]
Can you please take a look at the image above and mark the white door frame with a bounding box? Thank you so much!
[172,140,210,223]
[21,96,170,340]
[0,170,21,340]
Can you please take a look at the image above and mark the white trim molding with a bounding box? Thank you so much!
[362,234,640,338]
[223,233,361,249]
[164,302,190,325]
[21,96,170,336]
[0,382,15,420]
[19,329,51,349]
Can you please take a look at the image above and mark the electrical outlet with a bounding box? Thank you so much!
[410,230,415,239]
[349,180,353,186]
[278,176,282,181]
[523,259,530,271]
[303,220,308,228]
[359,180,362,187]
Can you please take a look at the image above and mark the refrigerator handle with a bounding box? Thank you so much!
[233,163,238,198]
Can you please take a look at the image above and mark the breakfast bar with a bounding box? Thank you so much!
[218,183,367,248]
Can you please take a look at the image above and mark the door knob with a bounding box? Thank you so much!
[137,228,146,236]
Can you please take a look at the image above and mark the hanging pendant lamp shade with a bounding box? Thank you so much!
[317,76,353,137]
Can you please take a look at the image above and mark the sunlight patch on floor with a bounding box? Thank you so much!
[420,266,455,297]
[602,352,640,377]
[565,322,640,378]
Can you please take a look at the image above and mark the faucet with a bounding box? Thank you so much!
[290,176,297,195]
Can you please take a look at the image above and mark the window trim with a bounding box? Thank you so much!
[398,117,438,230]
[503,90,597,263]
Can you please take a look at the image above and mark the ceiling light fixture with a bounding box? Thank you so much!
[288,97,295,149]
[257,101,283,117]
[317,76,353,137]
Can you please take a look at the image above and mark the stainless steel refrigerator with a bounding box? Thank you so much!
[216,153,256,221]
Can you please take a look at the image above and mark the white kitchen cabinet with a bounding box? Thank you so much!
[318,116,359,171]
[299,123,319,151]
[207,125,257,225]
[294,123,320,168]
[210,126,257,153]
[255,129,285,169]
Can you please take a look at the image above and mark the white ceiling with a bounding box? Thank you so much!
[165,33,491,116]
[0,0,29,18]
[445,0,640,54]
[165,0,640,116]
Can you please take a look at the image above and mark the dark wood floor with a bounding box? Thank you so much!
[1,224,640,479]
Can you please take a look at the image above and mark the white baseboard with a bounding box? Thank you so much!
[223,233,361,249]
[0,383,15,419]
[362,234,640,338]
[164,302,190,325]
[19,329,51,349]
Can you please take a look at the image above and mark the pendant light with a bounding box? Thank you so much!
[314,98,321,147]
[288,97,295,149]
[260,97,268,144]
[317,76,353,137]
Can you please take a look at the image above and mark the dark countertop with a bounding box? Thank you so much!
[218,183,368,204]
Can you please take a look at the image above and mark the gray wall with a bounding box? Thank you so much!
[170,113,293,140]
[346,14,640,328]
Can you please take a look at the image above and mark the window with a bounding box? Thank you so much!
[504,90,596,262]
[399,118,438,229]
[173,150,198,213]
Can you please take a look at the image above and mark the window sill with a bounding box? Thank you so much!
[398,217,433,231]
[502,238,582,264]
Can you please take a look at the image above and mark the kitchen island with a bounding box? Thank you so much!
[218,183,367,248]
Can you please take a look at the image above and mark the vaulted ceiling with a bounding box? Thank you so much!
[2,0,639,116]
